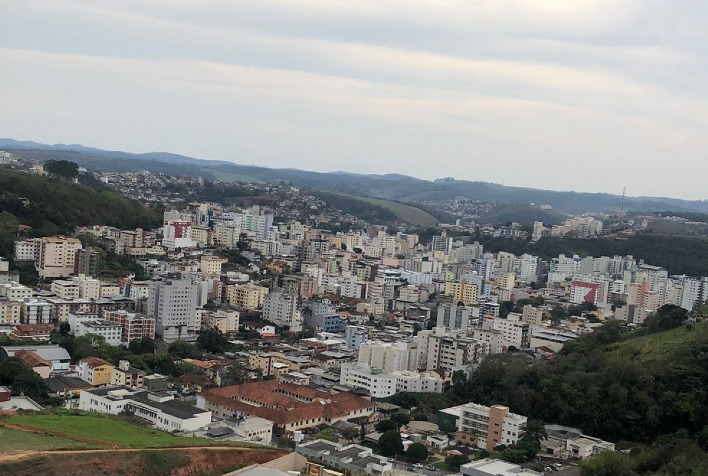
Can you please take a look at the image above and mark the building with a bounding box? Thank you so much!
[455,403,527,452]
[297,440,393,476]
[201,255,227,275]
[147,273,199,343]
[10,323,52,341]
[357,340,417,373]
[14,239,41,262]
[417,328,485,371]
[0,301,21,324]
[203,310,240,334]
[481,315,530,350]
[74,320,123,346]
[162,220,196,250]
[35,236,82,279]
[79,386,211,432]
[197,380,375,433]
[14,349,52,378]
[20,300,53,325]
[187,417,274,445]
[262,290,302,331]
[304,313,346,333]
[0,282,32,301]
[111,359,146,388]
[0,345,71,372]
[77,357,115,386]
[74,247,100,278]
[461,459,541,476]
[444,279,479,306]
[344,325,368,351]
[437,303,477,332]
[103,309,156,344]
[339,363,445,398]
[227,283,270,310]
[542,425,615,460]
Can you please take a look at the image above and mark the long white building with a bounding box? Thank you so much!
[79,386,211,432]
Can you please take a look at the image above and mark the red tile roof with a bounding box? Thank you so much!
[15,350,51,368]
[201,380,373,426]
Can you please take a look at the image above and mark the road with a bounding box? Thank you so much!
[390,461,445,476]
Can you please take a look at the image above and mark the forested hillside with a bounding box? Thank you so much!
[0,168,162,257]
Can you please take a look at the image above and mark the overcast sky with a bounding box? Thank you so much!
[1,1,706,199]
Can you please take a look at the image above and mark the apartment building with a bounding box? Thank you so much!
[0,282,31,301]
[437,303,478,332]
[102,309,156,343]
[261,289,301,331]
[77,357,115,386]
[202,309,240,334]
[454,403,527,452]
[0,301,21,324]
[35,236,82,278]
[444,279,479,306]
[227,283,269,310]
[147,273,199,343]
[417,328,485,371]
[74,320,123,346]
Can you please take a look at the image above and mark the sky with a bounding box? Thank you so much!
[1,1,707,199]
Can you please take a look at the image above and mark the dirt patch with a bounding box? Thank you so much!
[0,447,287,476]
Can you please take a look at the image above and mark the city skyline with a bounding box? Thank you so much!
[1,1,707,199]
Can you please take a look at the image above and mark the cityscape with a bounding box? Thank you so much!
[2,2,708,476]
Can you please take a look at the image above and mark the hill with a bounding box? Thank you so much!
[478,203,567,225]
[310,190,439,226]
[4,139,708,215]
[0,167,162,257]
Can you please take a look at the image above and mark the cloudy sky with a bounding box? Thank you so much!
[1,1,706,199]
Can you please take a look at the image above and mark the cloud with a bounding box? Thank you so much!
[0,0,707,199]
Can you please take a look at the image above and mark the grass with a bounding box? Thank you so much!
[4,411,244,448]
[0,427,93,451]
[321,191,439,226]
[607,321,708,364]
[203,168,262,183]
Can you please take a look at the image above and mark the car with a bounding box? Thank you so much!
[413,463,424,469]
[427,465,436,470]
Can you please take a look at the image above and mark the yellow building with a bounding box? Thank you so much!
[444,279,479,306]
[77,357,114,386]
[227,283,269,309]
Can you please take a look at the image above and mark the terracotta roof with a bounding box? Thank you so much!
[14,349,51,368]
[13,324,52,332]
[202,380,373,426]
[79,357,112,368]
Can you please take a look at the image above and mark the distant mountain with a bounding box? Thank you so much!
[3,138,707,215]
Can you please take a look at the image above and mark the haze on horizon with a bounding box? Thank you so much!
[1,1,707,200]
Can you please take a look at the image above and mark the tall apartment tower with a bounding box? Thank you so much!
[147,273,199,343]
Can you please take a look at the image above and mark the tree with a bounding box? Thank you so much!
[197,327,229,353]
[406,442,429,462]
[342,426,360,442]
[128,336,155,355]
[44,160,79,180]
[645,304,688,333]
[444,455,470,472]
[379,430,404,456]
[59,322,71,336]
[390,412,411,428]
[376,419,398,432]
[315,429,338,442]
[167,340,203,359]
[439,420,457,434]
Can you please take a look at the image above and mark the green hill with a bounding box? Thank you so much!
[312,190,439,226]
[0,167,162,257]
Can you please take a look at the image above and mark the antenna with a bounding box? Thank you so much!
[620,188,626,221]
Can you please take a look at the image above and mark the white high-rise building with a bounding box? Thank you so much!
[261,290,302,332]
[147,273,199,342]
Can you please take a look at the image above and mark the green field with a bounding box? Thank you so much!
[0,427,92,451]
[203,168,262,183]
[322,191,439,226]
[4,411,238,448]
[608,320,708,364]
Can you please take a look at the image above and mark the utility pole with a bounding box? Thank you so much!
[620,187,626,221]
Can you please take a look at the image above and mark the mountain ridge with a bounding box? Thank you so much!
[2,138,706,215]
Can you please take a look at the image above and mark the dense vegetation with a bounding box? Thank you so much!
[0,167,162,258]
[478,203,566,226]
[478,234,708,276]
